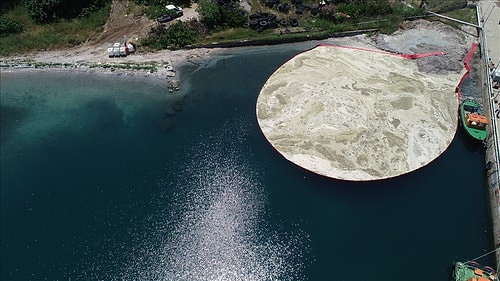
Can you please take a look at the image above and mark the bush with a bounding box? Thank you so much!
[392,2,424,18]
[142,21,196,49]
[222,9,245,28]
[1,0,21,13]
[0,14,24,35]
[165,21,196,48]
[336,0,393,22]
[144,4,168,19]
[197,0,222,29]
[24,0,60,24]
[24,0,110,24]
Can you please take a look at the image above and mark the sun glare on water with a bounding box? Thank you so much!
[118,117,310,281]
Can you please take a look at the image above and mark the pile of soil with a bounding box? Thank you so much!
[370,20,477,74]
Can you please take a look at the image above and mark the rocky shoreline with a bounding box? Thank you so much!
[0,46,222,93]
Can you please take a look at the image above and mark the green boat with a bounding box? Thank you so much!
[453,261,497,281]
[459,99,489,141]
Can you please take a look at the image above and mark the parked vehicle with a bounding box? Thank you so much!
[157,5,183,23]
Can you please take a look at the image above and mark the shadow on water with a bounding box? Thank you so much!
[458,50,487,153]
[79,99,124,131]
[0,104,31,144]
[456,124,486,153]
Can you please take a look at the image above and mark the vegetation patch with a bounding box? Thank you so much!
[0,0,476,55]
[0,3,109,56]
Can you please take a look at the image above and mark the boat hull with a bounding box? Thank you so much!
[453,261,497,281]
[459,99,488,142]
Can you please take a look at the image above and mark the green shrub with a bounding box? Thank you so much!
[23,0,109,24]
[0,14,24,35]
[335,0,393,22]
[165,21,196,48]
[24,0,60,24]
[392,2,424,18]
[222,9,245,28]
[197,0,222,29]
[144,4,167,18]
[0,2,109,55]
[142,21,196,49]
[1,0,21,12]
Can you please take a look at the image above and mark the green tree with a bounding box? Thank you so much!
[163,21,196,48]
[336,0,393,22]
[24,0,61,24]
[142,21,196,49]
[0,14,24,35]
[24,0,109,24]
[196,0,222,29]
[222,9,245,28]
[1,0,21,12]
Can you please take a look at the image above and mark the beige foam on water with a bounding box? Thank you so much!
[257,45,465,181]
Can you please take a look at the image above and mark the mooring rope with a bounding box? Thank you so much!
[468,247,500,263]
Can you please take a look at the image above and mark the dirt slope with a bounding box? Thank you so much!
[92,0,155,46]
[89,0,200,48]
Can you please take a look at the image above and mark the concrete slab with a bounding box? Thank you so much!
[478,0,500,265]
[479,1,500,128]
[479,1,500,66]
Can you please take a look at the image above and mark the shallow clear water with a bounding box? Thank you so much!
[0,43,494,281]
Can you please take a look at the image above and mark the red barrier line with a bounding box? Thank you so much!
[401,52,445,59]
[455,42,477,100]
[317,43,445,59]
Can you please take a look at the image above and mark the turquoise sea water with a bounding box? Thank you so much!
[0,43,494,280]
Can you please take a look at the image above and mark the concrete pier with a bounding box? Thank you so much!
[477,0,500,269]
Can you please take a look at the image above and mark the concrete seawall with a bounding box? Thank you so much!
[476,1,500,269]
[481,46,500,268]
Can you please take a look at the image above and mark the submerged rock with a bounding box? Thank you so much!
[167,80,180,92]
[172,101,183,112]
[157,118,175,132]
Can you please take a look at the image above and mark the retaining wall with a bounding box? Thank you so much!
[476,4,500,268]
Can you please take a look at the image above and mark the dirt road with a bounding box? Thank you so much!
[90,0,200,47]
